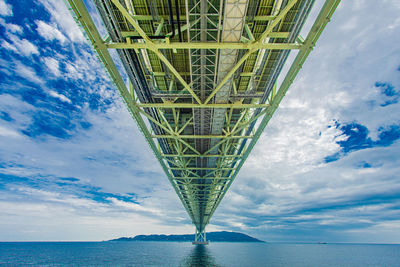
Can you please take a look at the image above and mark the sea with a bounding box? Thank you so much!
[0,242,399,266]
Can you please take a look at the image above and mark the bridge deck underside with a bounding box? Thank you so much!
[68,0,340,234]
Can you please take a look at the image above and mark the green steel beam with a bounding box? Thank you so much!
[137,108,201,155]
[269,32,291,38]
[244,24,255,41]
[106,42,301,50]
[204,0,300,104]
[176,184,226,187]
[173,177,231,180]
[121,14,276,21]
[163,154,242,158]
[171,167,235,170]
[108,0,202,104]
[154,18,164,36]
[153,72,254,77]
[137,103,269,109]
[152,135,253,139]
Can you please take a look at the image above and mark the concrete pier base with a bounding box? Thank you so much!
[193,228,208,245]
[192,241,209,245]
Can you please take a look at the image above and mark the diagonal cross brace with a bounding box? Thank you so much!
[204,0,299,104]
[109,0,202,104]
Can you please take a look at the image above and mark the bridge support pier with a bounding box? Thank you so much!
[192,228,208,245]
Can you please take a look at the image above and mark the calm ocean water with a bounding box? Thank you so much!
[0,242,399,266]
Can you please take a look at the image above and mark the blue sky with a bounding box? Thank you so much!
[0,0,399,242]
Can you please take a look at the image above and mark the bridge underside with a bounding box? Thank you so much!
[67,0,340,240]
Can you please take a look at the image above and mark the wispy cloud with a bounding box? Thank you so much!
[35,20,67,44]
[0,0,12,17]
[3,22,22,34]
[1,34,39,56]
[0,125,22,138]
[38,0,85,43]
[42,57,60,77]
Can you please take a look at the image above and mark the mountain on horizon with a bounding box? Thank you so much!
[109,231,264,242]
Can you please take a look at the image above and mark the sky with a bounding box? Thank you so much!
[0,0,399,243]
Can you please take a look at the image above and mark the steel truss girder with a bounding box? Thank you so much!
[106,0,302,106]
[113,14,276,22]
[152,135,253,139]
[138,103,269,108]
[67,0,341,239]
[163,154,242,158]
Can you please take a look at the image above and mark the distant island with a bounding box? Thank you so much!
[109,231,264,242]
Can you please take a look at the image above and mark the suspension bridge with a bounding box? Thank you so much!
[67,0,340,244]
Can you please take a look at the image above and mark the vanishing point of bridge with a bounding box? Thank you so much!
[67,0,340,244]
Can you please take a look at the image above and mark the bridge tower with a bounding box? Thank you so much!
[66,0,340,243]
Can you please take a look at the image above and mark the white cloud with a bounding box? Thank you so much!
[0,125,21,138]
[35,20,67,44]
[65,62,83,80]
[13,61,43,84]
[48,90,71,104]
[0,0,12,17]
[38,0,85,43]
[0,40,15,51]
[0,189,193,241]
[43,57,60,77]
[17,39,39,56]
[5,23,22,34]
[1,33,39,56]
[0,94,34,126]
[0,90,165,194]
[107,197,162,216]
